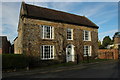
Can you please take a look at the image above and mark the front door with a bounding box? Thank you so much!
[66,45,75,62]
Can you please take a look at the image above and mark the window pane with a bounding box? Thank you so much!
[42,45,54,59]
[44,46,48,58]
[84,31,90,41]
[51,46,53,58]
[48,46,50,58]
[51,27,52,38]
[43,25,53,39]
[84,46,89,56]
[67,29,72,39]
[41,46,43,58]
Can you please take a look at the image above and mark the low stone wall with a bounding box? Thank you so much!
[98,49,118,59]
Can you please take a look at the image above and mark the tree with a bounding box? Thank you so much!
[98,40,101,47]
[102,36,112,48]
[98,40,104,49]
[110,39,114,45]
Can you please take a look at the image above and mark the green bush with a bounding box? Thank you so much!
[28,58,61,68]
[2,54,61,69]
[2,54,29,69]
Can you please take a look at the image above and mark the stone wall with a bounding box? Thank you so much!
[14,18,24,54]
[15,17,98,62]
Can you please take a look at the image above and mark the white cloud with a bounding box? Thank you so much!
[2,3,19,28]
[27,2,77,13]
[83,5,105,17]
[0,2,2,35]
[98,29,118,41]
[93,9,117,19]
[94,9,117,26]
[2,2,21,42]
[27,2,50,8]
[1,0,120,2]
[1,2,118,43]
[97,19,110,26]
[99,29,118,36]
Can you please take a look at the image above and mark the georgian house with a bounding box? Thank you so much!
[14,2,99,62]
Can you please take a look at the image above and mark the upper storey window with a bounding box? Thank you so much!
[41,25,54,39]
[83,30,91,41]
[67,28,73,40]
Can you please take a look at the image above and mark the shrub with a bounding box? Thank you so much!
[2,54,62,69]
[2,54,29,69]
[28,57,61,68]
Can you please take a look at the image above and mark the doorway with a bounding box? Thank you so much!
[66,44,75,62]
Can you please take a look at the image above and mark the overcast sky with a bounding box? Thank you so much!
[1,2,118,43]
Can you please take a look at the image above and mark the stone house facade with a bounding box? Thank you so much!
[14,2,99,62]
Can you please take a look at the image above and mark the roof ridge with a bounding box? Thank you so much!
[82,16,98,27]
[22,2,99,29]
[24,3,84,18]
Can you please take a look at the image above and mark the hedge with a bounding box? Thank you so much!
[28,57,61,68]
[2,54,61,69]
[2,54,29,69]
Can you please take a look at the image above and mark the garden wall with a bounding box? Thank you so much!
[98,49,118,59]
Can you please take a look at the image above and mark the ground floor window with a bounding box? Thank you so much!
[84,45,91,56]
[41,45,54,60]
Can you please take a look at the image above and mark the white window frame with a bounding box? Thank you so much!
[41,45,54,60]
[67,28,73,40]
[83,30,91,41]
[41,25,54,39]
[84,45,92,56]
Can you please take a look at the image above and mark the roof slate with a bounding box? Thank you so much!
[22,2,99,29]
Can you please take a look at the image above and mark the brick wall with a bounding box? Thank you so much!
[0,36,11,54]
[98,49,118,60]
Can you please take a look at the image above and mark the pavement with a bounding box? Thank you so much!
[2,60,120,79]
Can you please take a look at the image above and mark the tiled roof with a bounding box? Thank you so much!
[22,2,99,29]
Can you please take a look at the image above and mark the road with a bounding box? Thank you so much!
[2,60,120,79]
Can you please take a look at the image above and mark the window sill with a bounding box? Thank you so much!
[83,40,91,41]
[83,55,91,57]
[67,39,73,40]
[41,58,54,60]
[42,38,54,41]
[42,38,54,39]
